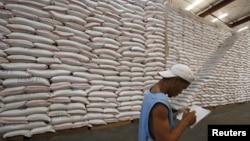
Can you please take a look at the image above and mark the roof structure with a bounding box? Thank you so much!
[168,0,250,31]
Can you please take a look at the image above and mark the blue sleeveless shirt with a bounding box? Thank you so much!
[138,89,175,141]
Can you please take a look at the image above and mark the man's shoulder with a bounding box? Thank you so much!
[149,103,169,123]
[152,103,169,115]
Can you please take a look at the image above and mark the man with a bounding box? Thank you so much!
[138,64,197,141]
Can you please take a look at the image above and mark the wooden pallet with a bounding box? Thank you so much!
[3,119,139,141]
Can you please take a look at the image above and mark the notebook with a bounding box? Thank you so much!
[176,105,211,128]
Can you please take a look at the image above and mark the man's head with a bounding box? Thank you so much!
[157,64,194,97]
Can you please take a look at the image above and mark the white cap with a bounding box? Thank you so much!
[158,64,194,83]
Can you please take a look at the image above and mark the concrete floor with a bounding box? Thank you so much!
[3,102,250,141]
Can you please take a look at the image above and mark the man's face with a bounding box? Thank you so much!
[169,77,190,97]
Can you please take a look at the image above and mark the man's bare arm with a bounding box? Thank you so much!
[150,103,196,141]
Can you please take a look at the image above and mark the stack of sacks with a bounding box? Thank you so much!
[0,0,58,138]
[86,85,118,124]
[165,4,232,108]
[82,0,122,125]
[48,87,89,130]
[233,31,250,103]
[166,10,185,68]
[114,0,147,121]
[143,0,166,91]
[0,74,53,138]
[26,10,91,127]
[192,31,250,107]
[0,1,169,137]
[173,35,237,108]
[8,0,243,138]
[166,4,231,71]
[115,0,168,121]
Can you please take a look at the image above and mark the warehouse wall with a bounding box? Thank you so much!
[0,0,167,138]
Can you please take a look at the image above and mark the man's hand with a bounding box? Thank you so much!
[182,109,196,126]
[173,107,190,119]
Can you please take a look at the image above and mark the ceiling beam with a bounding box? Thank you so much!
[228,15,250,28]
[198,0,235,18]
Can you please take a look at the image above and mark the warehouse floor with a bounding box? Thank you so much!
[3,102,250,141]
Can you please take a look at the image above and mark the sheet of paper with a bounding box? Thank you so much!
[176,105,211,128]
